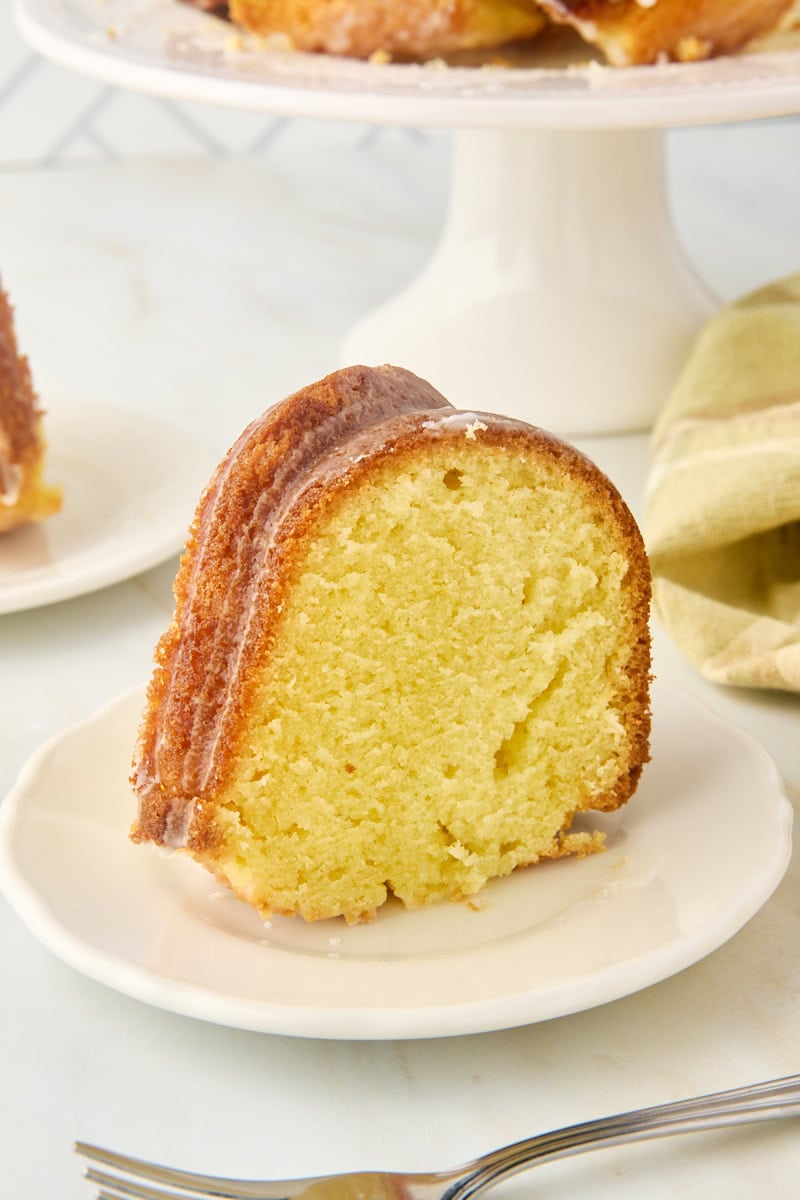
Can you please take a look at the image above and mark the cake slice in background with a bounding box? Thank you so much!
[131,365,651,924]
[0,283,62,535]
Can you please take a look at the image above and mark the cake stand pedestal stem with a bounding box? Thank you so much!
[342,125,717,435]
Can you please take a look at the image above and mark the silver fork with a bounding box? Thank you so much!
[77,1072,800,1200]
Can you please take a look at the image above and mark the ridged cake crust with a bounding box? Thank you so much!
[537,0,795,64]
[0,283,61,534]
[133,366,452,845]
[132,366,651,903]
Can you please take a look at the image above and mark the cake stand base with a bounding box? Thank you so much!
[342,127,717,435]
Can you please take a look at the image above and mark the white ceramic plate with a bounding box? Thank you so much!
[16,0,800,128]
[0,679,792,1039]
[0,403,214,614]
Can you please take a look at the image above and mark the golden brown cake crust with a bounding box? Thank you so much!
[132,365,651,858]
[537,0,795,64]
[0,286,40,475]
[132,366,452,845]
[0,282,61,533]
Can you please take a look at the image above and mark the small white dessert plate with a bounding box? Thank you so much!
[0,403,214,614]
[0,679,792,1039]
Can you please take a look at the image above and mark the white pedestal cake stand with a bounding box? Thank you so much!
[15,0,800,433]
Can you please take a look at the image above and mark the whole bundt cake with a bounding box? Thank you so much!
[0,282,61,535]
[131,365,651,924]
[181,0,796,62]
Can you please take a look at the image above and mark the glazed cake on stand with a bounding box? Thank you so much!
[181,0,796,63]
[15,0,800,434]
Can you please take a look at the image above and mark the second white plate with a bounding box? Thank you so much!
[0,403,215,614]
[0,678,792,1039]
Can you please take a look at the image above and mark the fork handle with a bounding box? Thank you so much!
[448,1074,800,1199]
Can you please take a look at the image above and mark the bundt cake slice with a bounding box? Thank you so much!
[0,283,61,535]
[535,0,796,65]
[132,365,651,924]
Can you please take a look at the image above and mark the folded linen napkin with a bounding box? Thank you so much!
[643,274,800,693]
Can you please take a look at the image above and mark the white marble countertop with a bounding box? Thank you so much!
[0,113,798,1198]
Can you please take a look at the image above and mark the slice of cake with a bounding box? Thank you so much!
[131,365,651,924]
[0,283,62,535]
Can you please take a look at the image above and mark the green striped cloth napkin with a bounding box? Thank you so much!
[643,274,800,693]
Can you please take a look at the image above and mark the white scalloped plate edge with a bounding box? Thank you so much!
[0,403,216,614]
[0,678,793,1039]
